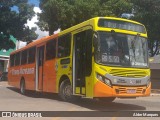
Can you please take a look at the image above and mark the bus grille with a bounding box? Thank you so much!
[109,69,147,78]
[117,87,144,94]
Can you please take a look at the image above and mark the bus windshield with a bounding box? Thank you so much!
[95,31,148,68]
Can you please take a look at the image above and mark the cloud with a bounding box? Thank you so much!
[16,41,27,49]
[18,7,49,49]
[54,28,61,34]
[27,7,49,40]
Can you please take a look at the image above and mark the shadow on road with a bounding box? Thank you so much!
[7,86,61,99]
[7,87,146,111]
[72,98,146,111]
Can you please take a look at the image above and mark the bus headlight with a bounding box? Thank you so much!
[96,73,112,87]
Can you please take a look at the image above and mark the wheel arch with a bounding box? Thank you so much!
[58,75,71,91]
[20,76,25,86]
[19,76,26,95]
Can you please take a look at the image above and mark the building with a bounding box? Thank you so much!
[149,55,160,89]
[0,36,16,75]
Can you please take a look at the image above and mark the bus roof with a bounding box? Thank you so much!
[102,17,143,25]
[59,17,145,36]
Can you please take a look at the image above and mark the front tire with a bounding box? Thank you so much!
[20,80,26,95]
[59,80,76,102]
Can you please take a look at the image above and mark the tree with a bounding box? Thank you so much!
[131,0,160,57]
[100,0,133,17]
[0,0,38,50]
[37,0,132,35]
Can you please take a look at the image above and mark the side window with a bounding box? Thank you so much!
[28,47,36,64]
[15,52,20,66]
[46,39,56,60]
[58,34,71,58]
[10,54,15,67]
[21,50,27,65]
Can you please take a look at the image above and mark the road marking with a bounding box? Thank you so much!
[111,111,120,120]
[111,117,117,120]
[52,117,61,120]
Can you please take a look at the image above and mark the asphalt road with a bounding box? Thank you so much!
[0,81,160,120]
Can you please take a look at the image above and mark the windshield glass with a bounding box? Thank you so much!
[94,31,148,68]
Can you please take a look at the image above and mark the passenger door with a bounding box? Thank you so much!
[73,29,93,95]
[37,45,45,91]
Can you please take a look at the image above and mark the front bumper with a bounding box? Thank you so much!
[94,80,151,97]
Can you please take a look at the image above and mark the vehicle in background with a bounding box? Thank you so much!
[0,72,8,81]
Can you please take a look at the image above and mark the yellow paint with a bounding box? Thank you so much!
[55,17,150,98]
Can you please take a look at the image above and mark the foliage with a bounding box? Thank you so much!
[37,0,132,35]
[131,0,160,56]
[0,0,38,50]
[38,0,160,56]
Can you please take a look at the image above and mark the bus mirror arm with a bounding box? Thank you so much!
[93,32,98,47]
[92,52,94,56]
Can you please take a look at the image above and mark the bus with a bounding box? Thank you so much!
[8,17,151,102]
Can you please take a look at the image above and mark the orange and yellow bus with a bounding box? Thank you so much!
[8,17,151,102]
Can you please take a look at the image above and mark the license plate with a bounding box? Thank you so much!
[127,89,136,94]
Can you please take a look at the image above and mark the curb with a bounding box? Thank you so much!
[150,93,160,96]
[0,81,9,87]
[151,89,160,96]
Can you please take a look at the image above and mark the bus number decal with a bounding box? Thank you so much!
[102,55,120,63]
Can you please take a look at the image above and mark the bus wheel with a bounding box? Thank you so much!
[98,97,116,103]
[59,80,74,102]
[20,80,26,95]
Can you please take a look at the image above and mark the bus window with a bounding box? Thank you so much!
[46,39,56,60]
[21,50,27,65]
[28,47,36,64]
[15,52,20,66]
[10,54,15,67]
[58,34,71,58]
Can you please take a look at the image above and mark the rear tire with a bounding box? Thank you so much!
[98,97,116,103]
[59,80,77,102]
[20,80,26,95]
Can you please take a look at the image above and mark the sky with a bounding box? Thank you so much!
[16,0,60,48]
[19,0,49,48]
[27,0,49,40]
[27,0,60,39]
[28,0,40,7]
[26,7,49,39]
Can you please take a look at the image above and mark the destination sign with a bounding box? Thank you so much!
[98,19,146,33]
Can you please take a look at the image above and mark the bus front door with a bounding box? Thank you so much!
[73,32,86,95]
[37,45,45,91]
[73,29,93,96]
